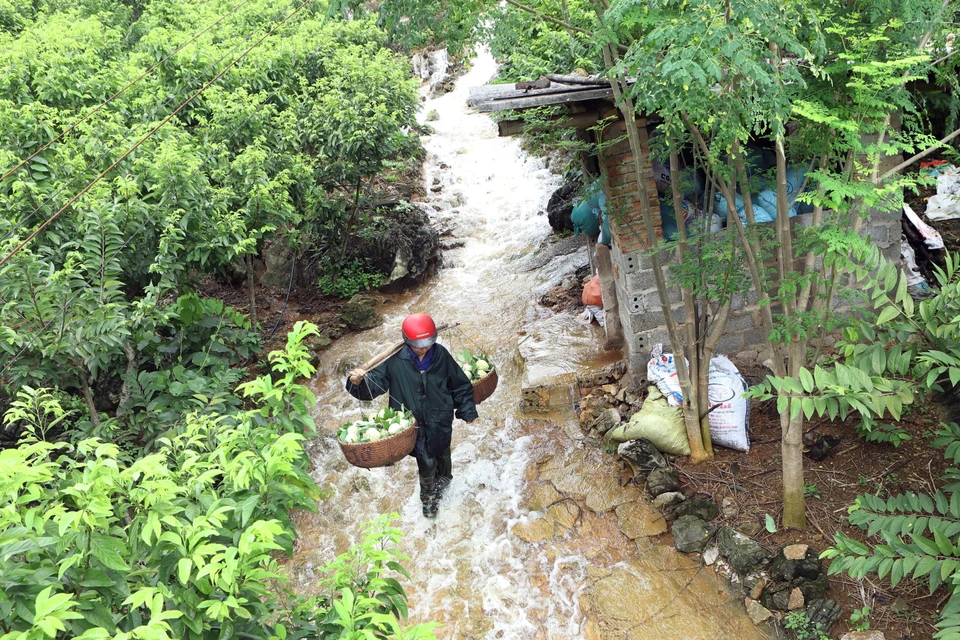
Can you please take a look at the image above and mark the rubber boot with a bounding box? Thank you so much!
[436,476,451,502]
[420,479,438,519]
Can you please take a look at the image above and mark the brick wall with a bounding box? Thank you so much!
[600,119,662,256]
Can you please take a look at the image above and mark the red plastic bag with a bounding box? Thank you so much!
[582,275,602,307]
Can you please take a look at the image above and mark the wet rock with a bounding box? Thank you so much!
[352,204,440,290]
[702,546,719,566]
[546,501,579,533]
[304,333,333,352]
[616,439,667,478]
[412,48,454,97]
[798,574,831,602]
[783,543,809,560]
[259,239,295,291]
[672,515,716,553]
[840,632,885,640]
[338,300,383,331]
[716,527,773,575]
[584,473,638,513]
[646,468,681,497]
[722,496,737,518]
[748,578,766,600]
[546,181,579,234]
[652,491,685,509]
[511,516,555,542]
[592,408,621,435]
[770,546,822,582]
[670,495,719,522]
[788,587,804,610]
[737,521,763,536]
[527,483,564,512]
[759,582,792,611]
[615,501,667,538]
[806,599,842,632]
[744,598,773,625]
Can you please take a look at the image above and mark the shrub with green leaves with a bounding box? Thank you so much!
[0,322,435,640]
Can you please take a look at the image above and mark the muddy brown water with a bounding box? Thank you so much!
[286,50,771,640]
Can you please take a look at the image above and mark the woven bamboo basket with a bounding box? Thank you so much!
[472,368,498,404]
[338,419,418,469]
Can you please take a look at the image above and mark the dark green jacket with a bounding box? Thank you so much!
[345,345,479,458]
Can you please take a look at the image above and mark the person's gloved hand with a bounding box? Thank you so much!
[348,368,366,385]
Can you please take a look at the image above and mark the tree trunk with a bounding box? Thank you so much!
[80,374,100,428]
[781,403,806,529]
[116,342,138,418]
[247,254,257,328]
[781,339,807,528]
[601,45,711,462]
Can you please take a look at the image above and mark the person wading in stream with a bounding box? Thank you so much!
[346,313,478,518]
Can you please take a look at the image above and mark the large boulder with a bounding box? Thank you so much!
[350,204,441,291]
[716,527,773,575]
[260,239,295,291]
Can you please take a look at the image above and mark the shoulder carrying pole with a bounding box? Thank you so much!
[355,322,459,375]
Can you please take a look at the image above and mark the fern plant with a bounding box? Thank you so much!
[823,422,960,639]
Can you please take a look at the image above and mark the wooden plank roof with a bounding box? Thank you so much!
[468,82,615,112]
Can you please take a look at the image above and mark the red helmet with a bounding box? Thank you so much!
[402,313,437,348]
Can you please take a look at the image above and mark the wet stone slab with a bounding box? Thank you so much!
[580,559,771,640]
[516,446,771,639]
[614,500,667,539]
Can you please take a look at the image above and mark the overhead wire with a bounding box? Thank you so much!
[0,0,318,381]
[0,0,287,246]
[0,0,314,270]
[0,0,255,183]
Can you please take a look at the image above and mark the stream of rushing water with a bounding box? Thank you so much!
[290,50,771,640]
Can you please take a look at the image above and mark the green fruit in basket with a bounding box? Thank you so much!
[388,422,404,435]
[476,359,490,372]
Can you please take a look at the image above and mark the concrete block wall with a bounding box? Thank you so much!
[600,117,904,379]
